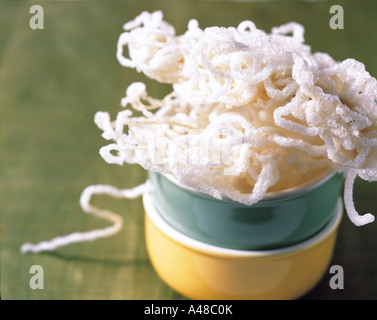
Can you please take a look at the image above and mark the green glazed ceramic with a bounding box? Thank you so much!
[148,170,344,250]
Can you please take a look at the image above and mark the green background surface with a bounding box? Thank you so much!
[1,0,377,300]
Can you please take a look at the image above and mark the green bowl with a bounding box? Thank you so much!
[148,169,344,250]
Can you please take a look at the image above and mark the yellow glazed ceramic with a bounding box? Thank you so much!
[144,192,343,300]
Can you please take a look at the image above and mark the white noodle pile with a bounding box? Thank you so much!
[103,11,377,226]
[21,11,376,254]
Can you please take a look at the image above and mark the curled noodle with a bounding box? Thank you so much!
[99,11,377,226]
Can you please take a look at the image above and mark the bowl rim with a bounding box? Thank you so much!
[143,191,343,258]
[157,167,344,202]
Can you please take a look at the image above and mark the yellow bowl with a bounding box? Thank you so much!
[143,192,343,300]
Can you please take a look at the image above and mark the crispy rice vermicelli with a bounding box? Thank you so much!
[101,11,377,226]
[21,11,377,254]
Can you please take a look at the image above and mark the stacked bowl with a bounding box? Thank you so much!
[143,170,344,300]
